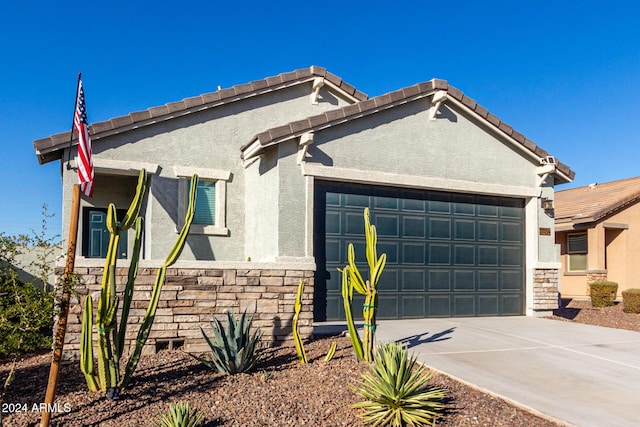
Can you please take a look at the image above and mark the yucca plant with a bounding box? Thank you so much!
[352,342,446,427]
[192,310,263,375]
[154,401,203,427]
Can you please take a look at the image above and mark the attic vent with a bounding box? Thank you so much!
[589,183,598,189]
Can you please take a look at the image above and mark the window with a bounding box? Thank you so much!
[82,207,128,258]
[190,180,216,225]
[567,232,587,271]
[175,166,230,235]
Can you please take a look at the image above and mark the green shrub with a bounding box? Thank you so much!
[0,207,59,358]
[191,310,263,375]
[154,401,203,427]
[589,281,618,307]
[0,275,54,357]
[352,342,446,427]
[622,288,640,314]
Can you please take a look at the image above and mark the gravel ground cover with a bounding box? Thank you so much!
[2,298,637,426]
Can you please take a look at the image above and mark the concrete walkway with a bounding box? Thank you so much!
[373,317,640,427]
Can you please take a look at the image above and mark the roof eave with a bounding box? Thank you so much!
[33,66,368,165]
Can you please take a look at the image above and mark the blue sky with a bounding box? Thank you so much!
[1,1,639,239]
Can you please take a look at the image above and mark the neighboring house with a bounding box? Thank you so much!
[555,176,640,298]
[33,66,574,356]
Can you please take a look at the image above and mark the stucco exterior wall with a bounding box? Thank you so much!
[60,83,352,262]
[309,100,539,188]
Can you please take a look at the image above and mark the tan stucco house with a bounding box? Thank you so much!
[33,66,574,355]
[555,176,640,298]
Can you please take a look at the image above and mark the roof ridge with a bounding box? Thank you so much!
[33,66,368,164]
[243,78,574,180]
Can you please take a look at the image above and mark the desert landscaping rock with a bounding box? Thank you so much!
[2,300,637,426]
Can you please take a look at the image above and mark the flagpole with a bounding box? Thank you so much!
[65,73,82,169]
[41,74,83,427]
[40,184,81,427]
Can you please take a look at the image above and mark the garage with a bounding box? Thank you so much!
[314,181,525,321]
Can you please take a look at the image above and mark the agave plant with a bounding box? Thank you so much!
[154,401,203,427]
[352,342,446,427]
[192,310,263,375]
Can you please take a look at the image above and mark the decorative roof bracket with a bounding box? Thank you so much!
[537,160,557,187]
[310,77,325,105]
[297,132,314,163]
[429,90,448,120]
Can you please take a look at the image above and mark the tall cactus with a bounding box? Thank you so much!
[340,208,386,363]
[80,169,198,397]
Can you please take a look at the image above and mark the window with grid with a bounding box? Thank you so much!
[567,232,587,271]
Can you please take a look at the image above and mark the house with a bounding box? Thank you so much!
[555,176,640,298]
[33,66,574,356]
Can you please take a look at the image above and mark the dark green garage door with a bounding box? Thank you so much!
[314,182,525,321]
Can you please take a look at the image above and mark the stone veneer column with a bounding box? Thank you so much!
[533,268,560,311]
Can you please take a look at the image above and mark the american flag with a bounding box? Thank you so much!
[74,78,94,197]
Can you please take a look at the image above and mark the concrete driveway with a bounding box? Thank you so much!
[374,317,640,427]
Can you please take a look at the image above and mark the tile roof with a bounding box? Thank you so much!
[33,66,368,165]
[242,79,575,181]
[554,176,640,224]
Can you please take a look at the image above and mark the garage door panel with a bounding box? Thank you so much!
[429,244,451,265]
[374,196,399,210]
[454,245,475,265]
[501,270,523,290]
[501,222,523,242]
[326,212,341,234]
[478,221,498,241]
[378,268,399,291]
[478,271,499,290]
[402,296,425,318]
[454,270,474,290]
[478,295,499,315]
[378,242,399,263]
[500,203,523,218]
[345,212,365,235]
[454,295,475,316]
[428,295,451,317]
[501,294,524,315]
[428,270,451,291]
[454,198,475,215]
[455,219,476,240]
[325,239,341,263]
[345,193,369,207]
[402,199,426,212]
[326,269,342,292]
[403,216,426,238]
[502,247,522,266]
[375,214,399,237]
[326,295,342,320]
[326,192,341,206]
[478,246,499,266]
[429,218,451,239]
[403,242,425,264]
[316,183,524,320]
[378,296,399,318]
[402,269,425,290]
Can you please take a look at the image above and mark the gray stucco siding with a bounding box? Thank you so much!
[61,82,352,262]
[308,99,539,189]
